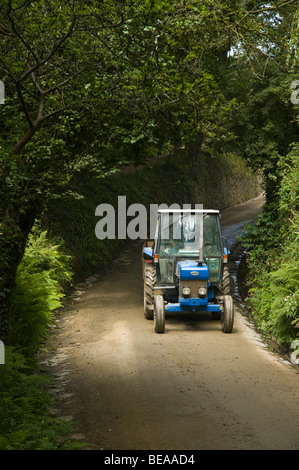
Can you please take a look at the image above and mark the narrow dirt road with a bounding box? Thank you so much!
[42,194,299,450]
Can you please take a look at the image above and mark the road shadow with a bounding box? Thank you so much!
[164,311,221,333]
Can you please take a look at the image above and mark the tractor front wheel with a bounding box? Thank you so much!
[154,294,165,333]
[221,295,234,333]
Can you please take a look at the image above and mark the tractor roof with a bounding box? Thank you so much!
[157,209,219,214]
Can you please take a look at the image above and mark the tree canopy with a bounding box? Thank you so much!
[1,0,299,342]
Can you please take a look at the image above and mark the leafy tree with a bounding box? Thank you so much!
[0,0,98,342]
[235,1,299,348]
[0,0,243,343]
[1,0,298,345]
[216,0,299,201]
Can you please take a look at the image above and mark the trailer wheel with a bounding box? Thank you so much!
[221,295,234,333]
[154,295,165,333]
[144,264,157,319]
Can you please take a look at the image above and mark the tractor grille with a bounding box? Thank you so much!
[180,280,207,298]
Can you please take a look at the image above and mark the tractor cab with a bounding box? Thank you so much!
[142,209,233,333]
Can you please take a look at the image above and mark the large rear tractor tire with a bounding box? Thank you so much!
[219,266,231,295]
[221,295,234,333]
[154,294,165,333]
[213,266,231,321]
[144,264,157,319]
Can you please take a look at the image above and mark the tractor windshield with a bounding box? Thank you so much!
[158,212,222,284]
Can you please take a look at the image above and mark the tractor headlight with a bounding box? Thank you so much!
[198,287,206,297]
[182,287,191,296]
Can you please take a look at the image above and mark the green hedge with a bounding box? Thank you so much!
[242,147,299,348]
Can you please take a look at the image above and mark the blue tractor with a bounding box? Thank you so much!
[142,209,234,333]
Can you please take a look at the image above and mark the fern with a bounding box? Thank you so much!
[11,231,73,357]
[268,264,299,343]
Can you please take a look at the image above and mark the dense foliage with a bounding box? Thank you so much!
[238,2,299,350]
[0,232,75,450]
[0,0,248,342]
[242,148,299,347]
[1,0,298,342]
[11,231,73,356]
[0,0,299,449]
[0,347,78,450]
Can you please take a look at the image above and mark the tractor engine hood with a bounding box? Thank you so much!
[177,260,209,280]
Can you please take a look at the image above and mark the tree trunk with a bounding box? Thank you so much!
[187,136,204,174]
